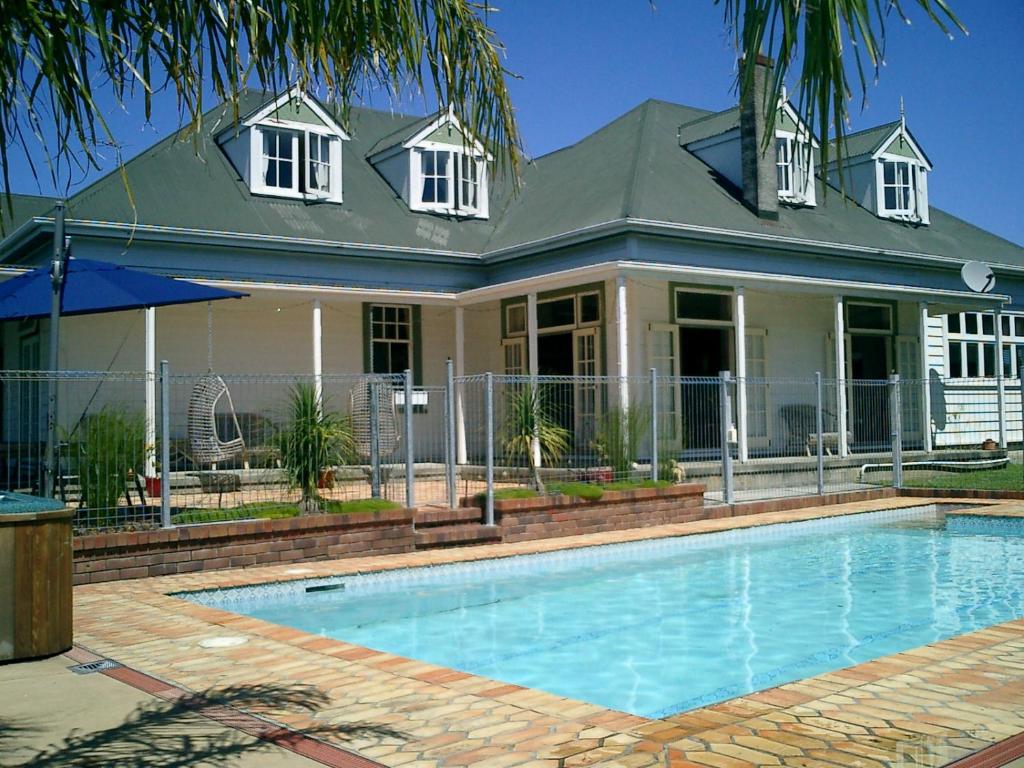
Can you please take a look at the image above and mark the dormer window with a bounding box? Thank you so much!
[223,87,349,203]
[413,147,485,216]
[368,107,490,219]
[880,159,922,219]
[775,133,815,206]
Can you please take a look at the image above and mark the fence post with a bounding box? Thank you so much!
[485,372,495,526]
[815,371,825,496]
[650,368,659,483]
[890,373,903,490]
[369,379,381,499]
[445,359,457,509]
[719,370,734,505]
[159,360,171,528]
[404,369,415,510]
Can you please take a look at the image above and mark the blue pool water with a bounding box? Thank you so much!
[188,506,1024,717]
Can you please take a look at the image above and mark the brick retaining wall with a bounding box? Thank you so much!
[73,508,416,585]
[495,484,707,542]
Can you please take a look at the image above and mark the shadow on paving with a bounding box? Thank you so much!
[13,682,404,767]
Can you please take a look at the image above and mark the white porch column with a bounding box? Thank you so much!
[734,287,748,462]
[312,299,323,407]
[144,307,156,478]
[527,292,541,469]
[616,276,629,410]
[454,306,467,464]
[995,308,1007,449]
[527,293,539,377]
[834,295,849,458]
[919,302,933,453]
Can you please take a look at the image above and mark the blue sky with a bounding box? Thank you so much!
[9,1,1024,245]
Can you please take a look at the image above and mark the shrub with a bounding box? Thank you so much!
[548,481,604,501]
[321,498,401,515]
[592,405,650,478]
[68,407,145,522]
[502,384,570,493]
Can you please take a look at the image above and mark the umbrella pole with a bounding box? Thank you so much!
[44,201,66,498]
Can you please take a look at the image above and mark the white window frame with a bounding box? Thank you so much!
[776,136,793,197]
[876,156,928,223]
[945,311,1022,380]
[409,143,488,218]
[369,304,414,375]
[535,295,578,333]
[576,291,602,328]
[249,122,344,203]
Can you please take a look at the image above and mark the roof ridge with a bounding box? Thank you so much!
[621,101,653,219]
[677,105,739,131]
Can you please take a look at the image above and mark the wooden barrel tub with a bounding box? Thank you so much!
[0,492,73,662]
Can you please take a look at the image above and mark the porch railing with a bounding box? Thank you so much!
[0,367,1017,533]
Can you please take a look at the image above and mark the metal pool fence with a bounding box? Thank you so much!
[0,366,1018,533]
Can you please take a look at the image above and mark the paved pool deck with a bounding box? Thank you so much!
[56,498,1024,766]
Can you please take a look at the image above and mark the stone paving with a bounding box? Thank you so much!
[72,497,1024,767]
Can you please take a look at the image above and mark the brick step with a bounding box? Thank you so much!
[414,524,501,549]
[414,507,483,527]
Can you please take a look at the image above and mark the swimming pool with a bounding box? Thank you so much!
[187,505,1024,717]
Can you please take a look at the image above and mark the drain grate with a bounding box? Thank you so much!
[69,659,122,675]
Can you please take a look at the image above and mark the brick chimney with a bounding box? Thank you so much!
[739,53,779,220]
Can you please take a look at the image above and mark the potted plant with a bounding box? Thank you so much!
[277,384,355,512]
[502,383,570,493]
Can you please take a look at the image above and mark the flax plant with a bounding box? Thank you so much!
[502,383,569,494]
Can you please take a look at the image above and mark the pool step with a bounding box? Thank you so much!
[414,507,484,528]
[414,523,501,549]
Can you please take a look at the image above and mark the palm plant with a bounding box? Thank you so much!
[592,405,650,480]
[2,1,965,223]
[502,383,570,493]
[277,384,355,512]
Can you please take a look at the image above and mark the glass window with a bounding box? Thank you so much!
[882,160,915,214]
[307,133,333,194]
[947,313,961,334]
[983,342,996,377]
[847,303,892,332]
[506,304,526,335]
[1002,316,1012,337]
[982,314,994,335]
[578,293,600,324]
[370,305,413,374]
[776,138,792,196]
[966,342,980,377]
[1016,318,1024,337]
[948,341,962,378]
[262,128,295,190]
[1003,344,1015,378]
[537,297,576,329]
[459,154,479,212]
[965,313,979,335]
[675,290,732,322]
[420,150,451,205]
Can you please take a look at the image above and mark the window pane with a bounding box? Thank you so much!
[948,341,962,378]
[372,341,391,374]
[278,135,293,159]
[983,343,995,377]
[883,188,897,210]
[847,303,891,331]
[506,304,526,335]
[1003,344,1014,378]
[982,314,994,335]
[947,313,961,334]
[422,151,435,175]
[422,178,436,203]
[436,178,448,204]
[537,297,576,329]
[1003,316,1012,337]
[1016,317,1024,337]
[675,291,731,322]
[965,313,978,335]
[265,160,278,187]
[391,342,410,372]
[579,293,600,324]
[884,162,896,184]
[966,343,980,377]
[436,152,450,174]
[278,162,292,188]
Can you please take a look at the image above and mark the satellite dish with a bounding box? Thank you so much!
[962,261,995,294]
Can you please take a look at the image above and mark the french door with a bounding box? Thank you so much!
[745,328,770,448]
[646,323,682,451]
[573,328,599,448]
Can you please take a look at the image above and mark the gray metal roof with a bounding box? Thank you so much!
[1,193,53,233]
[3,93,1019,273]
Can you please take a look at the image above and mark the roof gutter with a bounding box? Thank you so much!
[480,216,1024,276]
[4,217,483,264]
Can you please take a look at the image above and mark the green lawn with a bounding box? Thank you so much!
[904,464,1024,492]
[172,497,401,524]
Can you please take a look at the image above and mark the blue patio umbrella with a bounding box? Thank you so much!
[0,205,247,497]
[0,256,245,320]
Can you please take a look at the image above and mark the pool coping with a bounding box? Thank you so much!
[72,495,1024,767]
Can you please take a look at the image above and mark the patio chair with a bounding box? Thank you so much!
[187,374,247,467]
